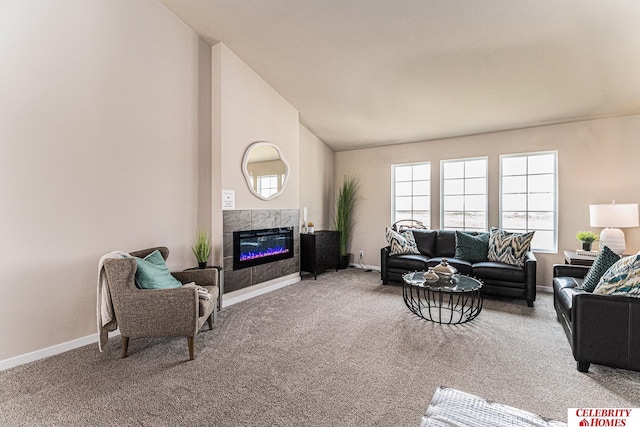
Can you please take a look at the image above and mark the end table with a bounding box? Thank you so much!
[564,250,596,267]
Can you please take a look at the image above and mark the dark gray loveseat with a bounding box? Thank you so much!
[380,229,537,307]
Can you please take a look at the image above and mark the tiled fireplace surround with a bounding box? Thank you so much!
[223,209,300,294]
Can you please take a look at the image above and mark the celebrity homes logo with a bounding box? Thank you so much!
[568,408,639,426]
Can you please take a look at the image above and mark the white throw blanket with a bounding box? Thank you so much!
[182,282,212,300]
[97,251,130,351]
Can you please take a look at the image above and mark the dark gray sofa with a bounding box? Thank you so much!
[380,229,537,307]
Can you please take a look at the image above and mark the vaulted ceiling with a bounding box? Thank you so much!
[159,0,640,151]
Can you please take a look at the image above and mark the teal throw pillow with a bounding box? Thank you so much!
[455,231,489,263]
[487,227,534,267]
[593,252,640,297]
[132,250,182,290]
[580,246,621,292]
[385,227,420,255]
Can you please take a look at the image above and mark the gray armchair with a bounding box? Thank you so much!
[103,247,219,360]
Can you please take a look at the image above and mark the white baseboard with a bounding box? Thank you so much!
[537,285,553,294]
[2,274,301,372]
[222,273,301,308]
[0,329,121,372]
[349,263,381,272]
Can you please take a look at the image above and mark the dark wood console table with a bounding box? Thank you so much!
[300,231,339,279]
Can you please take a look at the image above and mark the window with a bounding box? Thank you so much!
[392,162,430,227]
[500,151,557,252]
[257,175,278,198]
[441,157,488,231]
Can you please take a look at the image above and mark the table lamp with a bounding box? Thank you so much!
[589,202,639,255]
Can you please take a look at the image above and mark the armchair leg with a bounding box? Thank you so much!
[527,300,534,307]
[207,314,214,330]
[121,336,129,358]
[187,336,195,360]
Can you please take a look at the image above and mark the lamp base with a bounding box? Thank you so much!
[599,228,626,255]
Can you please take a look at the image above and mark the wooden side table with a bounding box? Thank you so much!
[564,250,596,267]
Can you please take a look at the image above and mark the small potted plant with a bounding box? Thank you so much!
[192,229,212,269]
[307,221,315,233]
[576,230,598,251]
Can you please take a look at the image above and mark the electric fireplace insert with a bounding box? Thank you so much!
[233,227,294,270]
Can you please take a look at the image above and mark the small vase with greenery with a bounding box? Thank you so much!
[334,175,360,269]
[576,230,598,251]
[192,229,212,269]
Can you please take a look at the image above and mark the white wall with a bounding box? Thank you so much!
[0,0,209,362]
[335,115,640,286]
[214,43,300,211]
[299,125,335,230]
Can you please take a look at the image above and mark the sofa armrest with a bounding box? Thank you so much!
[172,267,221,288]
[553,264,590,279]
[524,252,537,304]
[525,251,537,264]
[380,246,391,284]
[572,292,640,370]
[116,287,199,338]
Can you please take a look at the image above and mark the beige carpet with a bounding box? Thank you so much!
[1,269,639,426]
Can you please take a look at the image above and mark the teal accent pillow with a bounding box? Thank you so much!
[385,227,420,255]
[455,231,489,263]
[593,252,640,297]
[580,246,621,292]
[132,250,182,290]
[487,227,534,267]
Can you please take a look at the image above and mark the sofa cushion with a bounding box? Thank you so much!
[411,229,437,257]
[387,254,429,271]
[385,227,420,255]
[131,250,182,290]
[472,261,525,282]
[593,252,640,297]
[426,257,472,275]
[487,227,534,267]
[435,230,457,258]
[580,246,621,292]
[455,231,489,263]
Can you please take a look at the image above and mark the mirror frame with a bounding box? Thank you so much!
[241,141,290,201]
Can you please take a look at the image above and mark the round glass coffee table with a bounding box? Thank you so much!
[402,272,483,324]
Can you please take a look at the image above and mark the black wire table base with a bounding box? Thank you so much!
[402,274,483,324]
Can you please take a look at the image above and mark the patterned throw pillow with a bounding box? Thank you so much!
[385,227,420,255]
[580,246,621,292]
[454,231,489,263]
[487,227,534,267]
[593,252,640,297]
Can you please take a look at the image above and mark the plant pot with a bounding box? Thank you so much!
[198,262,207,269]
[582,242,592,251]
[338,254,350,269]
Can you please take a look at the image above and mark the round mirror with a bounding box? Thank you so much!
[242,141,290,200]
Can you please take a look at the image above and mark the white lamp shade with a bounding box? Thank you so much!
[589,203,639,228]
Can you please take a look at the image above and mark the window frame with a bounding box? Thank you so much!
[499,150,558,253]
[257,174,278,198]
[391,161,431,228]
[440,156,489,232]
